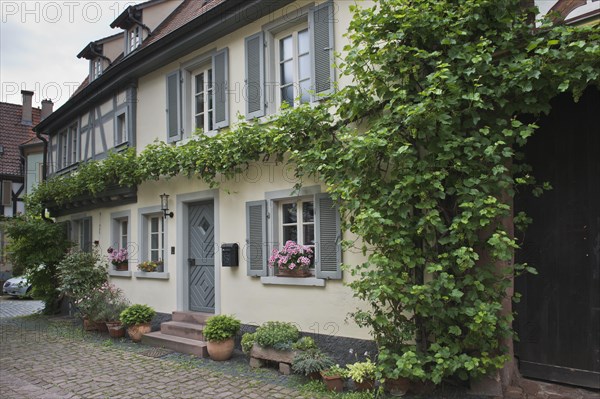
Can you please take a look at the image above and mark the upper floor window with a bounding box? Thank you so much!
[244,1,335,119]
[128,26,141,53]
[115,110,127,145]
[92,58,103,80]
[166,49,229,143]
[277,27,310,107]
[58,122,78,170]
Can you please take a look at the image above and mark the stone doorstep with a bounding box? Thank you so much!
[141,331,208,358]
[171,311,212,324]
[161,320,205,341]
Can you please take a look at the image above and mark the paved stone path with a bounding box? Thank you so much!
[0,319,314,399]
[0,296,44,319]
[0,298,314,399]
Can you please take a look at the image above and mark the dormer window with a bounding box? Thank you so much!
[92,58,103,80]
[128,26,141,53]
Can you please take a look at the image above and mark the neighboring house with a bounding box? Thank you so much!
[0,91,52,277]
[31,0,599,392]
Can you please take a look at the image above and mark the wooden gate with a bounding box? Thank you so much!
[514,87,600,388]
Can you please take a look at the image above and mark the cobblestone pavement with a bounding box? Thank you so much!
[0,319,316,399]
[0,296,44,318]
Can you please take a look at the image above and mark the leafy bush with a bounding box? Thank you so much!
[119,304,155,326]
[292,336,317,351]
[292,348,335,376]
[241,332,256,353]
[203,314,241,342]
[4,216,71,313]
[78,283,129,322]
[254,321,300,351]
[58,247,107,302]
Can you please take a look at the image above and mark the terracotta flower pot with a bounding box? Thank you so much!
[321,373,344,392]
[113,261,128,271]
[206,338,235,361]
[83,317,96,331]
[385,377,411,396]
[95,321,108,333]
[106,321,125,338]
[127,323,151,342]
[354,378,375,391]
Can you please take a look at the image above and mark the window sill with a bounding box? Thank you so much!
[134,271,170,280]
[260,276,325,287]
[108,270,132,278]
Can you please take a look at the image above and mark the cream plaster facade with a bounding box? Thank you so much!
[55,0,375,341]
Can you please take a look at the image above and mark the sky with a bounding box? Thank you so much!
[0,1,147,109]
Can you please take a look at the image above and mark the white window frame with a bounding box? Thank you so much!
[127,25,141,54]
[115,109,128,145]
[191,64,214,134]
[110,211,131,275]
[91,58,103,80]
[274,24,311,109]
[136,205,169,279]
[277,197,315,270]
[148,215,164,263]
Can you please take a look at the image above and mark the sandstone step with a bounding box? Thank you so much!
[141,331,208,357]
[171,311,213,324]
[161,320,205,341]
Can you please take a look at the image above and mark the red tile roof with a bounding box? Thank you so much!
[0,102,42,177]
[142,0,225,47]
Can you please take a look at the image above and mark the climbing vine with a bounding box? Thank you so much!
[28,0,599,384]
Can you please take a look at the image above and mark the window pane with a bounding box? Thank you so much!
[151,233,158,250]
[299,79,310,104]
[280,61,293,85]
[302,202,314,222]
[151,217,158,233]
[151,250,158,262]
[299,54,310,81]
[303,224,315,246]
[298,29,309,54]
[195,115,204,131]
[195,73,204,94]
[283,226,298,242]
[195,94,204,115]
[280,35,293,61]
[281,85,294,107]
[208,68,213,85]
[282,203,297,223]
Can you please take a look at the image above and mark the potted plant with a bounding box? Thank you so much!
[269,240,313,277]
[321,364,347,392]
[107,247,128,271]
[346,358,378,391]
[203,314,241,361]
[97,285,130,338]
[119,304,155,342]
[137,260,164,273]
[292,348,334,379]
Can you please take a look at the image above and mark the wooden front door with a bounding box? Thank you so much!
[514,87,600,388]
[188,201,215,313]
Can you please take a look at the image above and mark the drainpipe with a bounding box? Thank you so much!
[35,129,52,222]
[128,7,152,36]
[88,43,112,65]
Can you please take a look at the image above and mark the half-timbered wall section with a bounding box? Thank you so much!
[47,86,136,176]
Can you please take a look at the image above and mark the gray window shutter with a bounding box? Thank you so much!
[82,218,92,253]
[315,193,342,279]
[309,1,335,100]
[1,181,12,206]
[246,200,267,276]
[213,48,229,129]
[245,32,265,119]
[166,70,181,142]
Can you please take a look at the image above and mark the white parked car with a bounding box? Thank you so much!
[2,276,32,297]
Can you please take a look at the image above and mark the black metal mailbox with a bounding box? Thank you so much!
[221,243,239,267]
